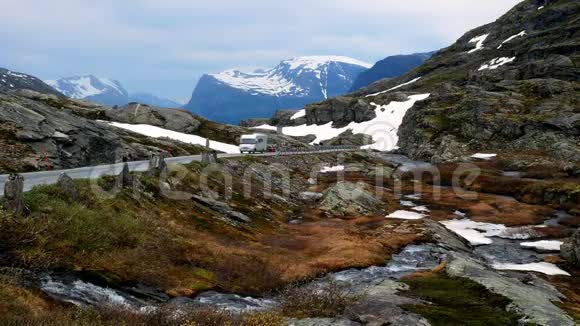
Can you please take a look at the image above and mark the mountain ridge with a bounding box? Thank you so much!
[184,55,371,124]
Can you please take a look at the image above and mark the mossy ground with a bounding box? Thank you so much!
[402,274,524,326]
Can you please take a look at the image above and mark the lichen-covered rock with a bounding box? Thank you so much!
[105,103,202,133]
[561,228,580,267]
[319,182,385,217]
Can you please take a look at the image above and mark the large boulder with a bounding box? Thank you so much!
[105,103,202,133]
[561,228,580,267]
[319,182,385,217]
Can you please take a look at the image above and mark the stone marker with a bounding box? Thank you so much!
[4,174,25,215]
[202,151,218,164]
[116,163,133,189]
[57,172,79,201]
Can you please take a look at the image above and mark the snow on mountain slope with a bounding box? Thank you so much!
[46,75,129,106]
[0,67,62,96]
[106,121,240,153]
[253,94,430,151]
[184,56,371,124]
[211,56,371,97]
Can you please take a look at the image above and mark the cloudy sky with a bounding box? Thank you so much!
[0,0,521,103]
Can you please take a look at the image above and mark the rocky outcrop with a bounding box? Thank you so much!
[105,103,202,134]
[561,228,580,267]
[0,90,210,173]
[3,174,25,215]
[191,195,251,223]
[305,97,375,127]
[424,219,575,326]
[319,182,385,217]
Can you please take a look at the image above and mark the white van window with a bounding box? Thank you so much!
[241,139,257,144]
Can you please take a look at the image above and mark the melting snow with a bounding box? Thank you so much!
[492,262,570,276]
[538,6,544,10]
[291,109,306,120]
[471,153,497,160]
[365,77,422,97]
[253,94,430,151]
[498,31,526,49]
[468,34,490,53]
[442,219,506,246]
[386,210,426,220]
[411,206,430,213]
[105,122,240,153]
[520,240,562,252]
[405,194,422,200]
[400,200,416,207]
[320,165,345,173]
[479,57,516,71]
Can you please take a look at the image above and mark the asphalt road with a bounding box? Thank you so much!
[0,152,276,192]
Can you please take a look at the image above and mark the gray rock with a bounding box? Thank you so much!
[561,228,580,267]
[3,174,25,215]
[56,173,79,201]
[424,220,575,326]
[105,103,202,134]
[116,163,133,190]
[319,182,385,217]
[192,195,251,223]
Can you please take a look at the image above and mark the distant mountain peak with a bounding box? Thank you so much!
[185,55,370,124]
[0,67,62,96]
[45,75,127,102]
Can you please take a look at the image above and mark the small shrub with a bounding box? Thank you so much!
[277,280,364,318]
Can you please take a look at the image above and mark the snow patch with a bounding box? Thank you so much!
[520,240,562,252]
[400,200,416,207]
[386,210,426,220]
[253,94,430,151]
[442,219,506,246]
[320,165,345,173]
[471,153,497,160]
[105,122,240,153]
[291,109,306,120]
[478,57,516,71]
[411,206,430,213]
[492,262,570,276]
[468,34,489,53]
[498,31,526,49]
[366,77,421,97]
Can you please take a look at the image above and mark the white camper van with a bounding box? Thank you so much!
[239,134,268,153]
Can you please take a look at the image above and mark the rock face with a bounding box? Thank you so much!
[561,228,580,267]
[184,56,371,124]
[350,51,435,91]
[319,182,385,217]
[3,174,25,215]
[105,103,202,133]
[0,89,226,173]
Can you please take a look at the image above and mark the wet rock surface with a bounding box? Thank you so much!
[3,174,25,215]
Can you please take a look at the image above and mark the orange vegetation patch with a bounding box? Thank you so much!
[398,184,554,226]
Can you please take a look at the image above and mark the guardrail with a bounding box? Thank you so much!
[275,145,362,155]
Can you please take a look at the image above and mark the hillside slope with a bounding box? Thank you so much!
[267,0,579,168]
[350,51,434,91]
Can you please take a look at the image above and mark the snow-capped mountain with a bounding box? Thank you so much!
[46,75,129,106]
[184,56,371,124]
[0,67,62,96]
